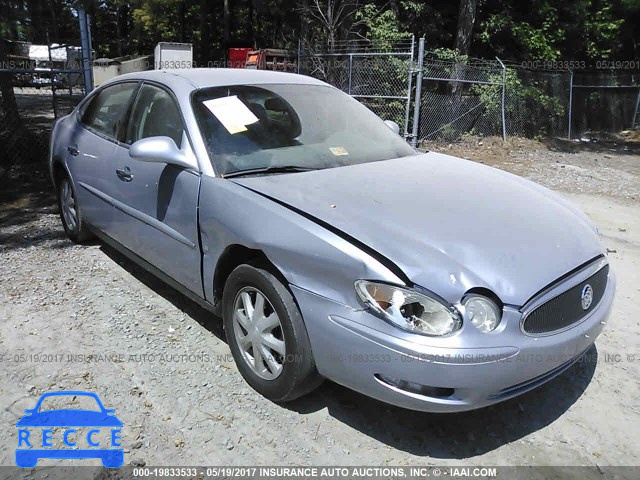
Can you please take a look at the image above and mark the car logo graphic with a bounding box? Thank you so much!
[581,284,594,310]
[15,391,123,468]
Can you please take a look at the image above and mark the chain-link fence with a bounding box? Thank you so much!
[301,37,638,145]
[299,38,415,138]
[416,56,505,142]
[571,72,640,137]
[504,67,571,139]
[414,49,578,145]
[415,61,637,144]
[1,39,87,179]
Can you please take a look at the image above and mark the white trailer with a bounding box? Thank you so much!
[92,55,152,87]
[154,42,193,70]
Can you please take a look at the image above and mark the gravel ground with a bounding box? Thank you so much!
[433,135,640,202]
[1,138,639,469]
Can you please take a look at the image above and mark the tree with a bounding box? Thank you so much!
[223,0,230,53]
[298,0,361,52]
[0,39,20,127]
[454,0,477,55]
[354,3,411,44]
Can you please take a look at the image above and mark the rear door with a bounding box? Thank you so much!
[110,82,203,296]
[70,82,139,233]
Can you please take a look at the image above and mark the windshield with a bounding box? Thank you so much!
[192,84,416,176]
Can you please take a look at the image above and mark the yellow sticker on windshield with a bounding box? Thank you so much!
[330,147,349,156]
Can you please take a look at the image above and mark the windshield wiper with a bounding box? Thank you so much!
[224,166,319,178]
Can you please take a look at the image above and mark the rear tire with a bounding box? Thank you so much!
[222,264,322,402]
[55,171,92,243]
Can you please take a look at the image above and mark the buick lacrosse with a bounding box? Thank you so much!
[50,69,615,412]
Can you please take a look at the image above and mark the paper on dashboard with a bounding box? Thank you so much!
[202,95,260,134]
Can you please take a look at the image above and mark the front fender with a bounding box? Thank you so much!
[198,176,404,307]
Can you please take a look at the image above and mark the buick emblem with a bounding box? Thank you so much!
[581,284,594,310]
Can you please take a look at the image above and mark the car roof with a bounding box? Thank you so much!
[111,68,329,92]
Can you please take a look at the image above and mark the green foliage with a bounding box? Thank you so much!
[480,12,562,60]
[354,3,412,44]
[131,0,180,42]
[430,47,468,62]
[439,124,460,142]
[471,69,565,136]
[583,4,624,58]
[1,0,637,64]
[349,2,412,128]
[478,0,634,61]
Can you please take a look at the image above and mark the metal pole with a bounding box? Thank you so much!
[410,37,425,148]
[402,35,415,140]
[48,44,58,119]
[67,46,73,96]
[496,56,507,141]
[86,12,94,88]
[568,70,574,139]
[348,53,353,95]
[297,38,301,74]
[632,87,640,129]
[78,8,93,94]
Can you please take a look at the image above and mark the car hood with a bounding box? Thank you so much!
[232,153,605,306]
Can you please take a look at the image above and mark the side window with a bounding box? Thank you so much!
[125,84,184,148]
[81,83,138,140]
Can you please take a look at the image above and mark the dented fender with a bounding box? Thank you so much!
[198,176,404,307]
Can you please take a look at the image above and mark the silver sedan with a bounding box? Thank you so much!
[50,69,615,412]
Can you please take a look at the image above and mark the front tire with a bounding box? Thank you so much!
[56,172,92,243]
[222,264,322,402]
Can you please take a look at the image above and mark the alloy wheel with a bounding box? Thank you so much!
[232,287,286,380]
[60,179,77,231]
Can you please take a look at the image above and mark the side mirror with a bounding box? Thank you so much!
[129,136,193,170]
[384,120,400,135]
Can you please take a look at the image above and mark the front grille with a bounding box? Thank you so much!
[522,264,609,335]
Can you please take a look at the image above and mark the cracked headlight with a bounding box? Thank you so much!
[355,281,462,337]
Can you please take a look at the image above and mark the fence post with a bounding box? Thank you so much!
[402,35,415,140]
[496,57,507,141]
[410,37,425,148]
[48,45,58,119]
[78,8,93,94]
[348,53,353,95]
[634,87,640,129]
[568,69,574,139]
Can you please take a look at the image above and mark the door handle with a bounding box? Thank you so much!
[115,166,133,182]
[67,144,79,156]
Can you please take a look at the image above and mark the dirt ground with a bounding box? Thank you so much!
[0,136,639,469]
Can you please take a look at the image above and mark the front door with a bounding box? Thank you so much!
[110,83,203,297]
